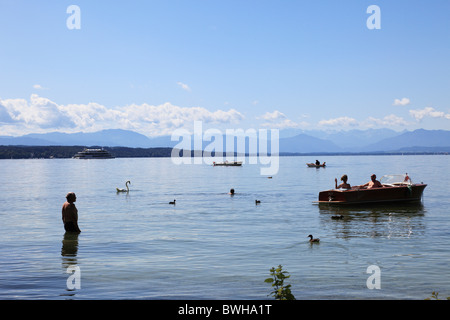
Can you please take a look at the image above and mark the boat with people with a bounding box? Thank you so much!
[73,148,115,159]
[307,162,326,167]
[213,160,243,166]
[315,174,426,205]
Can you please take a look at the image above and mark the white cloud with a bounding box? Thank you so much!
[258,110,287,121]
[319,115,411,129]
[61,102,120,131]
[393,97,410,106]
[365,114,410,127]
[121,103,244,135]
[257,110,303,129]
[0,95,245,136]
[0,102,14,123]
[1,94,74,129]
[409,107,450,121]
[319,116,358,127]
[177,81,191,92]
[32,84,50,90]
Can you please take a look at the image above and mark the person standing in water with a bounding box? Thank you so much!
[62,192,81,233]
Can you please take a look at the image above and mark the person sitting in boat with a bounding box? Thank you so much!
[361,174,384,189]
[315,160,320,165]
[335,174,351,190]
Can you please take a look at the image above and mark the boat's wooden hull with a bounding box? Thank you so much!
[316,184,427,205]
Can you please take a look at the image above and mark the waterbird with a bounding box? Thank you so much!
[116,181,131,193]
[255,200,261,204]
[331,215,344,220]
[169,199,176,205]
[308,234,320,243]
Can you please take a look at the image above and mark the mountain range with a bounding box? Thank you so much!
[1,128,449,154]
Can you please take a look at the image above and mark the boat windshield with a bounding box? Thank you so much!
[380,174,411,185]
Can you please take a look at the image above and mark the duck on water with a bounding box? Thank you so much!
[308,235,320,243]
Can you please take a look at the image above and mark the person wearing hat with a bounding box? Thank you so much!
[62,192,81,233]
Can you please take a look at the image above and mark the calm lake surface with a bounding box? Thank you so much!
[0,155,449,299]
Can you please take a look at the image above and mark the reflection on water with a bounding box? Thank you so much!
[318,202,426,239]
[61,232,79,265]
[61,232,79,297]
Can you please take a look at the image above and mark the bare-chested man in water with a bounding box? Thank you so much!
[62,192,81,233]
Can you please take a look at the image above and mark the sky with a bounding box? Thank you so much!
[0,0,449,137]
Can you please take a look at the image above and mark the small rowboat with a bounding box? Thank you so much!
[307,162,326,167]
[213,161,243,167]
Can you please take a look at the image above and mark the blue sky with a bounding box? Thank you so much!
[0,0,449,137]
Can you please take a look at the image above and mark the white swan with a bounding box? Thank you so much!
[116,181,131,193]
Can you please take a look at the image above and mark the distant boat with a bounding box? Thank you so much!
[73,148,115,159]
[315,174,427,205]
[307,162,326,167]
[213,161,242,167]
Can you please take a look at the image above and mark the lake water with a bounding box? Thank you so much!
[0,155,449,300]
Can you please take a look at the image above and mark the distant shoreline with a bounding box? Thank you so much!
[0,145,448,159]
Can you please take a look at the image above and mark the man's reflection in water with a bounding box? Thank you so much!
[61,232,79,263]
[61,232,79,296]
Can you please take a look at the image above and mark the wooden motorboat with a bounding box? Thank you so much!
[315,174,426,205]
[213,160,243,167]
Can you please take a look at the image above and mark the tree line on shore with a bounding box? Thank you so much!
[0,146,174,159]
[1,145,448,159]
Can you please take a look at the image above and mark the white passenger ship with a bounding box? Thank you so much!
[73,148,115,159]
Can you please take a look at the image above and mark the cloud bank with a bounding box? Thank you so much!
[0,95,244,136]
[409,107,450,121]
[319,114,411,129]
[319,116,358,127]
[1,95,448,136]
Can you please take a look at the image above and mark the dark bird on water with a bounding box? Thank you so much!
[255,200,261,204]
[169,199,176,205]
[308,234,320,243]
